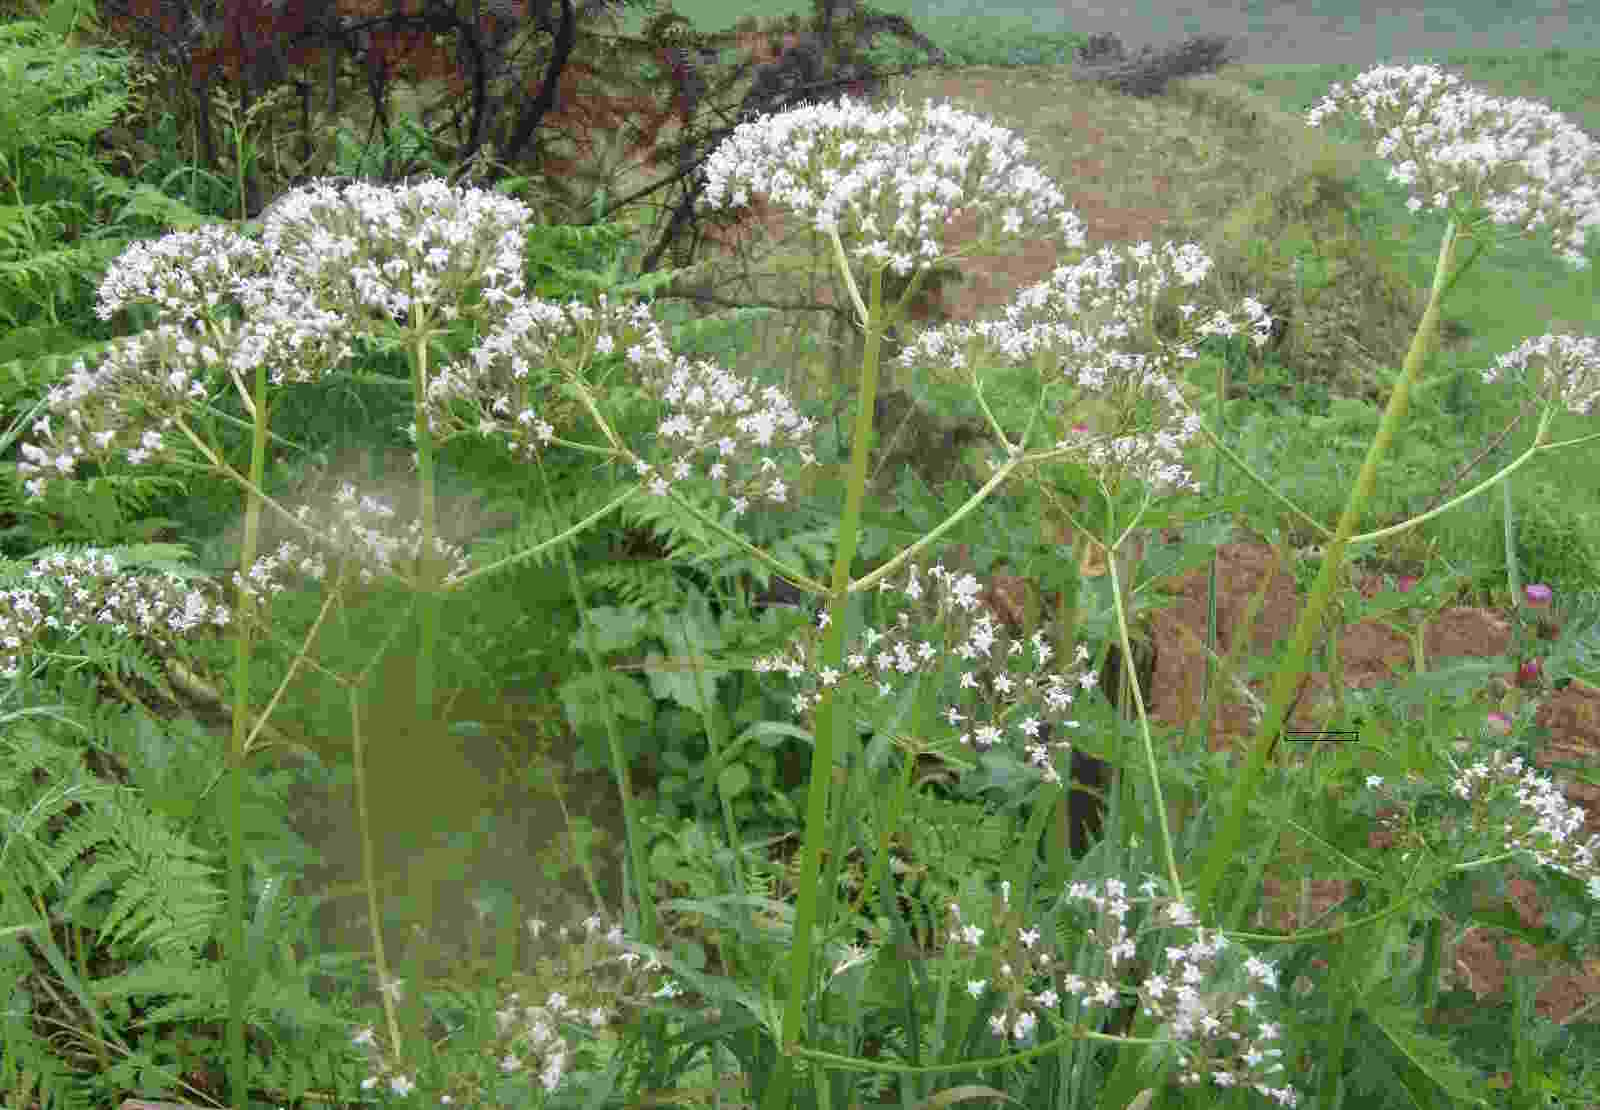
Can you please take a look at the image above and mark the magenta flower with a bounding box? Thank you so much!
[1518,658,1543,685]
[1486,711,1513,736]
[1524,583,1553,607]
[1397,575,1419,594]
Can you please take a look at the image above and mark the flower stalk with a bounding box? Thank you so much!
[1193,215,1463,919]
[223,356,270,1103]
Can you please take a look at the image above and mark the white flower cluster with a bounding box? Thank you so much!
[256,176,534,328]
[894,240,1273,494]
[233,482,475,606]
[94,223,274,326]
[1479,332,1600,417]
[753,559,1096,784]
[424,294,614,453]
[19,176,533,501]
[951,878,1298,1106]
[351,913,676,1100]
[1449,749,1600,900]
[698,91,1088,279]
[0,549,232,680]
[19,223,360,499]
[1305,64,1600,270]
[427,290,820,516]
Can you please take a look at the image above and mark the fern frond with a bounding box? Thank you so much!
[88,180,220,235]
[0,239,121,323]
[0,22,133,151]
[87,959,224,1023]
[0,727,116,894]
[49,788,222,960]
[469,482,624,574]
[617,486,722,560]
[584,561,686,611]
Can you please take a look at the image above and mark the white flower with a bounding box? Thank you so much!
[1305,64,1600,270]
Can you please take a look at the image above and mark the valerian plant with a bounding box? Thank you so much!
[1182,62,1600,922]
[12,57,1600,1108]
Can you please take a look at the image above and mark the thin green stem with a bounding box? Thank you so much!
[847,453,1026,595]
[550,470,658,947]
[410,313,440,719]
[348,682,405,1060]
[855,725,922,920]
[1417,917,1444,1016]
[1351,415,1553,546]
[685,611,751,933]
[1203,344,1228,726]
[1186,418,1334,541]
[791,1023,1165,1076]
[1106,541,1182,898]
[448,486,641,591]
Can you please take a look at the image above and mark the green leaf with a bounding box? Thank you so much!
[559,671,653,734]
[1367,1002,1488,1107]
[738,720,813,749]
[576,604,651,655]
[43,0,93,40]
[717,762,752,799]
[644,649,726,712]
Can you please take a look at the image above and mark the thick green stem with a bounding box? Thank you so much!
[225,359,270,1108]
[763,261,888,1110]
[1192,218,1464,919]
